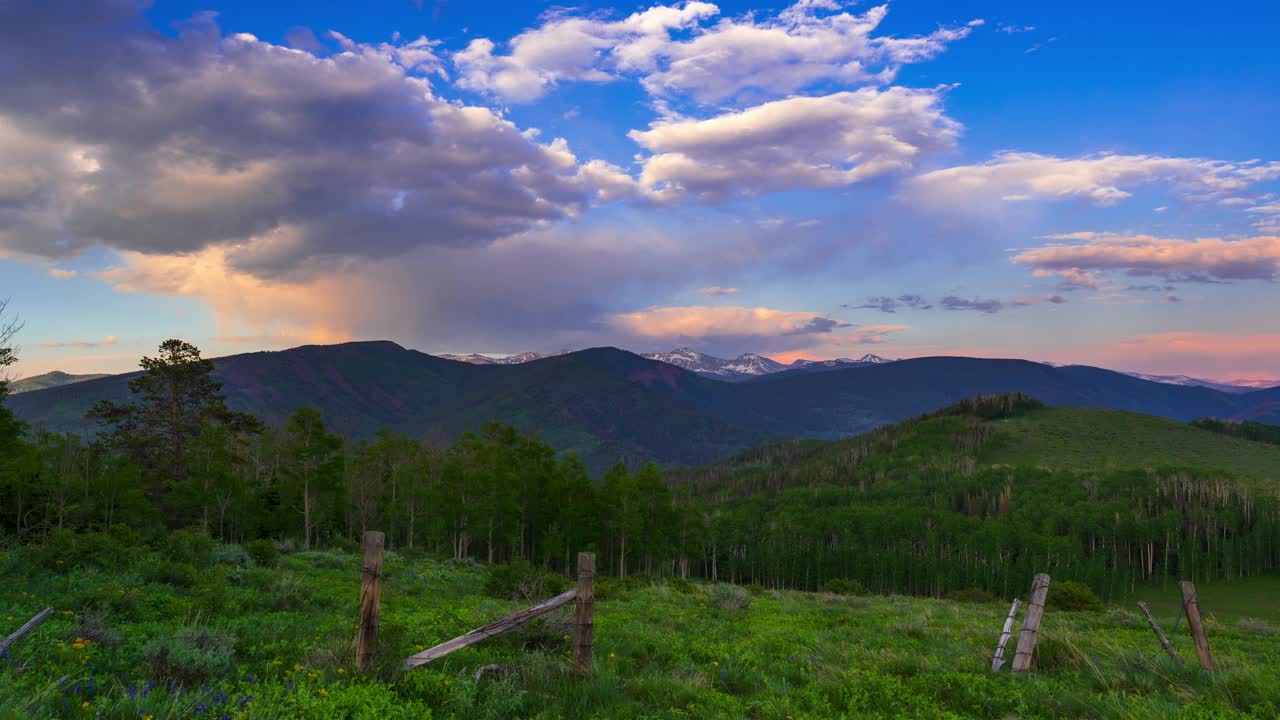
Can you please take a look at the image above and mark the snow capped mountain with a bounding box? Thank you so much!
[1121,372,1273,394]
[641,348,894,380]
[437,353,497,365]
[722,352,787,376]
[437,350,569,365]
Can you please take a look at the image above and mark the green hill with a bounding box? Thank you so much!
[979,406,1280,481]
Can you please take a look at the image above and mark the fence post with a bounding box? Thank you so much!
[1179,581,1216,671]
[991,598,1022,671]
[573,551,595,675]
[1137,601,1181,666]
[356,531,385,673]
[1011,573,1051,672]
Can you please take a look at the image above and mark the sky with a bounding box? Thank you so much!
[2,0,1278,381]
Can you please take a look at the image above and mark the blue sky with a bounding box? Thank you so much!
[2,0,1278,380]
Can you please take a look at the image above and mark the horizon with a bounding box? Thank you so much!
[2,0,1278,381]
[10,338,1279,388]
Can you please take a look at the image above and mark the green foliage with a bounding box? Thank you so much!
[246,538,280,567]
[1047,581,1105,613]
[707,583,751,611]
[1192,418,1280,447]
[483,558,570,600]
[143,559,200,588]
[165,528,217,568]
[947,588,1000,604]
[142,624,236,687]
[824,578,868,596]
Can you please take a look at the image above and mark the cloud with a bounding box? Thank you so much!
[908,152,1280,207]
[453,1,979,105]
[630,87,959,200]
[607,305,848,339]
[846,324,910,344]
[1058,332,1280,382]
[849,294,932,313]
[41,335,117,349]
[46,268,78,279]
[699,286,741,296]
[940,296,1004,314]
[0,1,632,277]
[1014,234,1280,283]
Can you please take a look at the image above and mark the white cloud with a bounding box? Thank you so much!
[453,1,979,105]
[908,152,1280,207]
[630,87,959,200]
[698,286,740,295]
[1015,234,1280,283]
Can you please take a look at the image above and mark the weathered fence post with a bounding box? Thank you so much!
[573,552,595,675]
[1137,601,1181,666]
[1011,573,1051,672]
[1179,581,1216,671]
[0,607,53,656]
[991,598,1022,671]
[356,531,385,673]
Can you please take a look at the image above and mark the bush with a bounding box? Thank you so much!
[164,529,216,568]
[947,588,1000,604]
[142,625,236,687]
[708,583,751,612]
[484,558,570,601]
[824,578,867,596]
[666,576,698,594]
[268,574,309,611]
[143,560,200,588]
[211,543,250,567]
[245,538,279,567]
[1045,580,1103,613]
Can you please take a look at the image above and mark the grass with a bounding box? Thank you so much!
[1126,576,1280,623]
[980,407,1280,481]
[2,545,1279,719]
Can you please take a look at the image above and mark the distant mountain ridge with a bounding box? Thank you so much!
[9,341,1280,473]
[9,371,112,394]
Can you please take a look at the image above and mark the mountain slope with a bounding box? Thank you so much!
[9,371,111,394]
[9,343,1277,473]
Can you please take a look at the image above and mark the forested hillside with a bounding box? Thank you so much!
[4,340,1279,604]
[10,341,1280,473]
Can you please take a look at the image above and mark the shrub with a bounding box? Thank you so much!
[484,558,570,601]
[245,539,279,567]
[192,567,230,615]
[211,543,250,567]
[824,578,867,596]
[708,583,751,612]
[947,588,1000,604]
[164,529,216,568]
[268,574,309,611]
[142,625,236,687]
[67,608,117,647]
[1045,580,1103,613]
[143,560,200,588]
[746,583,766,596]
[666,576,698,594]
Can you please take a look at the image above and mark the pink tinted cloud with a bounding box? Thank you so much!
[1059,332,1280,381]
[1015,234,1280,282]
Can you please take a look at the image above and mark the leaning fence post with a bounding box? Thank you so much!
[1137,601,1181,666]
[573,552,595,675]
[0,607,53,656]
[1179,581,1216,671]
[991,598,1022,671]
[356,531,385,673]
[1011,573,1050,672]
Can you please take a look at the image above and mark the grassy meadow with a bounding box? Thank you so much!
[3,542,1279,720]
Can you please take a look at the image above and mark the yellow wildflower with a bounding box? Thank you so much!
[61,610,73,616]
[318,688,329,698]
[81,701,90,709]
[294,664,304,671]
[271,660,283,666]
[57,560,65,565]
[712,661,719,667]
[337,668,346,674]
[307,672,317,679]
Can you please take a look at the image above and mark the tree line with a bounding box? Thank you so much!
[2,335,1278,600]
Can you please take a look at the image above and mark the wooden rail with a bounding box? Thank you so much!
[0,607,53,656]
[1137,601,1180,666]
[991,598,1022,671]
[404,589,579,670]
[1011,574,1051,672]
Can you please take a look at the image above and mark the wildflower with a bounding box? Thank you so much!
[318,688,329,698]
[608,653,616,658]
[62,610,73,616]
[5,616,12,621]
[81,701,90,709]
[307,672,317,679]
[271,660,283,666]
[57,560,65,565]
[294,664,304,671]
[337,668,345,674]
[72,642,86,650]
[712,661,719,667]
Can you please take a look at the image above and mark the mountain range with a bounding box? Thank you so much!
[7,371,112,394]
[8,341,1280,474]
